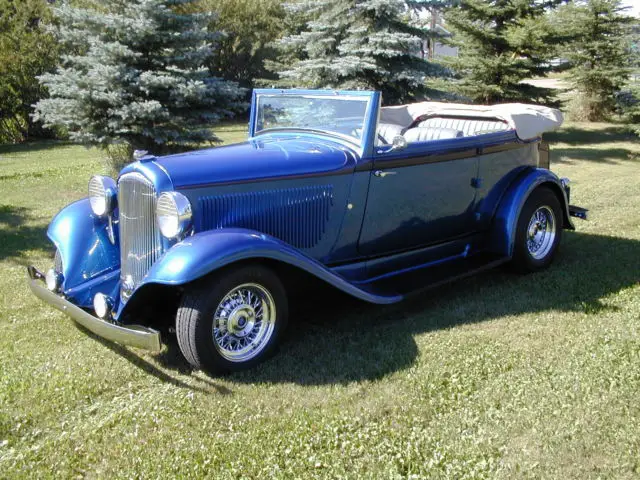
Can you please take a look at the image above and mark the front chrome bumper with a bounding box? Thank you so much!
[27,266,162,352]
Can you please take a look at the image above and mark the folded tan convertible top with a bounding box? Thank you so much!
[380,102,563,141]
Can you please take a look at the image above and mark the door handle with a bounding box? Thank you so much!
[373,170,396,178]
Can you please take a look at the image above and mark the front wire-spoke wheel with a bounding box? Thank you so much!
[512,186,563,272]
[176,264,288,375]
[212,283,276,362]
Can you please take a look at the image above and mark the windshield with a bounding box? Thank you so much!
[254,93,370,145]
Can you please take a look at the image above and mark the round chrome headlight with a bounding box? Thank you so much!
[156,191,192,239]
[88,175,117,216]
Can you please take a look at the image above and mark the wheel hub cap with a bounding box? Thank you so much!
[212,283,276,362]
[526,206,556,260]
[227,306,255,337]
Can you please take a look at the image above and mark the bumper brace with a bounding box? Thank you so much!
[27,266,161,352]
[569,204,588,220]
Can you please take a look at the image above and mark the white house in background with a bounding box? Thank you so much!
[412,9,458,59]
[428,24,458,58]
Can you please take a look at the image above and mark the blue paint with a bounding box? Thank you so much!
[47,198,120,307]
[179,169,355,263]
[372,129,519,162]
[131,228,402,305]
[65,270,120,309]
[34,88,582,326]
[353,244,470,285]
[327,171,372,263]
[362,234,482,280]
[474,143,538,228]
[119,159,173,193]
[152,137,356,190]
[489,167,574,257]
[358,156,478,255]
[198,185,334,249]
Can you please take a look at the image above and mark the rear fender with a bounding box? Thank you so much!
[135,228,401,305]
[489,168,574,258]
[48,198,120,306]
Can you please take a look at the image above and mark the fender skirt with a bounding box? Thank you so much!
[135,228,402,305]
[489,167,574,258]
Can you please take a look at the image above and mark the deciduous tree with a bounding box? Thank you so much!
[190,0,285,90]
[0,0,58,143]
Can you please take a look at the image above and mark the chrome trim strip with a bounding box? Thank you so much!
[28,274,161,352]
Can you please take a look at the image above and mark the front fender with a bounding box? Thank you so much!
[138,228,401,304]
[48,198,120,306]
[489,168,574,258]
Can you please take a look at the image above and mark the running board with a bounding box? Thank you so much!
[364,252,509,298]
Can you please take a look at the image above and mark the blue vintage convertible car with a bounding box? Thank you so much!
[28,89,587,374]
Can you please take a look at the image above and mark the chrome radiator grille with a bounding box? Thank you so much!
[118,172,163,298]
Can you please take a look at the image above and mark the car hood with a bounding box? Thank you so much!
[150,136,357,189]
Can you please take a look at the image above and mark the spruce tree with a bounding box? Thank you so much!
[558,0,633,120]
[444,0,563,104]
[276,0,445,105]
[33,0,244,168]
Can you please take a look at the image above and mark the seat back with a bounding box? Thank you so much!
[417,117,509,136]
[376,123,404,144]
[403,127,463,143]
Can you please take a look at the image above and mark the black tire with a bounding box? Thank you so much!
[512,186,563,273]
[176,264,288,375]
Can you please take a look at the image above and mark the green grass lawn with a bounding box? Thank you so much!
[1,123,639,478]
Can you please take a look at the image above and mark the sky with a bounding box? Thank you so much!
[622,0,640,17]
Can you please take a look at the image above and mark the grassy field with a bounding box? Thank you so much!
[1,122,639,478]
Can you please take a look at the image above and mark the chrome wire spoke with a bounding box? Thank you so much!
[526,206,556,260]
[211,283,277,362]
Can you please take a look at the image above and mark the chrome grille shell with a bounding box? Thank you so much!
[118,172,163,299]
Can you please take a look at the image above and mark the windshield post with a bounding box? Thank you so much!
[361,91,381,159]
[248,89,259,138]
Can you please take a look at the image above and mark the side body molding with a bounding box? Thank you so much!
[489,167,574,258]
[137,228,402,305]
[47,198,120,307]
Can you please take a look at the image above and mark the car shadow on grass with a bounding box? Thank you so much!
[224,231,640,385]
[544,125,636,145]
[0,140,72,155]
[77,325,234,395]
[90,231,639,387]
[545,125,640,165]
[0,205,51,261]
[552,147,639,165]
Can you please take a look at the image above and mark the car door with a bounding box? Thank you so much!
[357,135,480,257]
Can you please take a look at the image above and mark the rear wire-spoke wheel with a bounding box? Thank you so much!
[176,264,288,375]
[512,186,563,273]
[526,206,556,260]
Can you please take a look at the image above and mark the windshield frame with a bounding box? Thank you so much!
[249,89,379,153]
